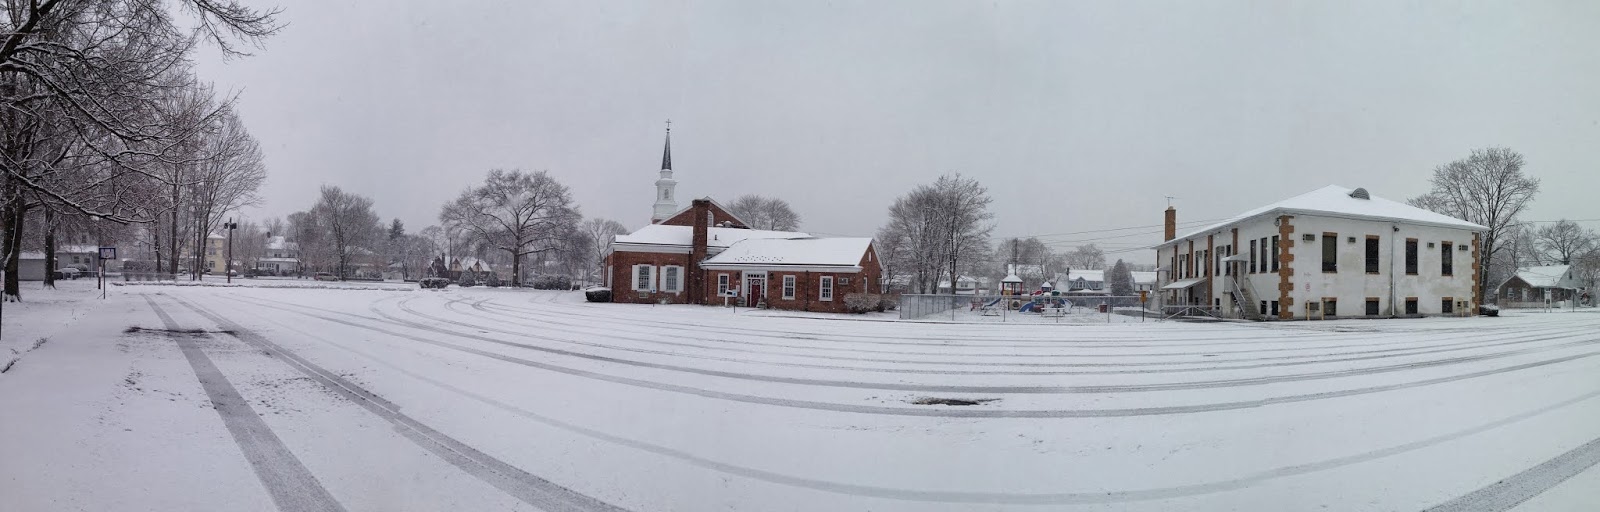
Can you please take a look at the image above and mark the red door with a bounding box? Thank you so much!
[746,277,765,307]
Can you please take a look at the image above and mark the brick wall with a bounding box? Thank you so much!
[1277,215,1296,319]
[659,201,743,228]
[605,251,694,304]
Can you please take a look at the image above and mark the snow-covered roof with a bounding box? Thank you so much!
[266,236,297,251]
[455,257,491,270]
[614,224,810,250]
[58,245,98,253]
[1130,271,1157,285]
[701,237,873,271]
[1000,273,1022,283]
[1162,185,1488,248]
[19,251,45,260]
[1511,265,1573,288]
[1066,270,1105,282]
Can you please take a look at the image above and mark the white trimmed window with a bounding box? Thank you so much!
[820,276,834,301]
[661,266,683,293]
[632,265,655,291]
[716,274,730,296]
[782,275,796,299]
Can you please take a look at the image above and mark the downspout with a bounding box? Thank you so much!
[1389,224,1398,317]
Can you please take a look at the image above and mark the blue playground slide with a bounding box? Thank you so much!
[983,297,1003,308]
[1019,300,1039,313]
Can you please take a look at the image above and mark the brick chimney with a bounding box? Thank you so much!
[1164,206,1177,242]
[689,199,710,305]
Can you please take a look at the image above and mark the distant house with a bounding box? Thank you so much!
[17,244,102,281]
[1051,269,1159,295]
[1498,265,1580,306]
[936,276,981,295]
[256,236,300,275]
[1155,185,1486,320]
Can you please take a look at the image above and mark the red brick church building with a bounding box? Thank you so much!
[601,127,880,313]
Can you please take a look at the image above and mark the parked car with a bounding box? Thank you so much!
[54,268,82,280]
[313,272,337,281]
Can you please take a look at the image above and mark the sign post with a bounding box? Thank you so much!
[98,247,116,299]
[224,218,238,284]
[1139,290,1148,322]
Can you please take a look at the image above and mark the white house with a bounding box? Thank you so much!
[1154,185,1487,320]
[256,236,300,275]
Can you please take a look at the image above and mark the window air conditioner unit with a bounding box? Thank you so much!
[839,277,851,285]
[1427,242,1436,248]
[1303,234,1316,242]
[1458,245,1468,251]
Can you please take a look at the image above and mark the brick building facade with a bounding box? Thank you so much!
[600,128,880,313]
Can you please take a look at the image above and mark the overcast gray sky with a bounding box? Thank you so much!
[191,0,1600,263]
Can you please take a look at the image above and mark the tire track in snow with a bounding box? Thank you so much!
[166,294,632,512]
[464,296,1592,363]
[1422,434,1600,511]
[143,295,348,512]
[380,295,1600,395]
[208,292,1600,418]
[217,305,1600,506]
[443,296,1595,376]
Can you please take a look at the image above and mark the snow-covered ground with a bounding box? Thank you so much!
[3,281,1598,511]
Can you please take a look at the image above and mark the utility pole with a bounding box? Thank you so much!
[225,218,238,284]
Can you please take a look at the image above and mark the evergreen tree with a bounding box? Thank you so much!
[1108,259,1135,297]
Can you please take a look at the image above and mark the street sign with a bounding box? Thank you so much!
[1138,290,1148,303]
[98,247,116,260]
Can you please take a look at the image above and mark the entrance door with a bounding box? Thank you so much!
[744,274,767,307]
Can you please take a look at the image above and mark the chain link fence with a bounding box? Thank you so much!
[898,293,1155,323]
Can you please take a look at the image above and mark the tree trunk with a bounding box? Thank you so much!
[3,200,23,301]
[169,183,179,279]
[42,209,55,289]
[510,249,522,288]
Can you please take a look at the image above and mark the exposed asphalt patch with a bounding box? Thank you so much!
[124,326,236,336]
[912,397,1001,406]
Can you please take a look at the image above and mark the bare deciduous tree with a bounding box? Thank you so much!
[581,217,627,278]
[1409,147,1540,300]
[1533,220,1595,266]
[309,186,380,280]
[879,173,993,294]
[728,194,801,231]
[1065,244,1107,271]
[440,170,581,287]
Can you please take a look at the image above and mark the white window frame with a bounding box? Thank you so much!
[716,274,729,296]
[661,265,683,293]
[782,275,796,299]
[632,264,656,292]
[820,276,834,301]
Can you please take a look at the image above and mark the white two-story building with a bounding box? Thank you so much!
[1155,185,1487,320]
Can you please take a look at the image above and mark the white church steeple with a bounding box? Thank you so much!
[651,120,678,223]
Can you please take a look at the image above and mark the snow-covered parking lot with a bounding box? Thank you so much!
[3,281,1598,511]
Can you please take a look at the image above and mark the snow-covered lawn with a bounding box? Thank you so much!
[3,283,1598,511]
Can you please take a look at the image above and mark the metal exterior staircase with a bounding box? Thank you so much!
[1231,275,1265,321]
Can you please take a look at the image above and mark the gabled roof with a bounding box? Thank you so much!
[1161,185,1488,248]
[701,237,873,271]
[614,224,809,250]
[655,197,749,227]
[1511,265,1573,288]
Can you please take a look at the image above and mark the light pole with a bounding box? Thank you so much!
[225,218,238,284]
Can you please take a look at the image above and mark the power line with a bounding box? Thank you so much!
[997,217,1230,241]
